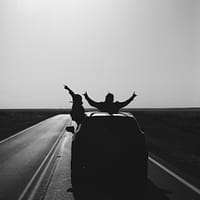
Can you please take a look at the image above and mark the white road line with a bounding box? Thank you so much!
[0,114,69,144]
[149,156,200,195]
[17,124,68,200]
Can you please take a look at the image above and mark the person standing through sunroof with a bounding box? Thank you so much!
[83,91,137,114]
[64,85,86,127]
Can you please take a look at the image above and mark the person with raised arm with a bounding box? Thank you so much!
[83,91,137,114]
[64,84,86,126]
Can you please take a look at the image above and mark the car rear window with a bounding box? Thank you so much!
[80,116,142,136]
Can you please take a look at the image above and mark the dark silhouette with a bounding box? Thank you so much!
[71,179,171,200]
[64,85,86,126]
[83,91,137,114]
[146,179,171,200]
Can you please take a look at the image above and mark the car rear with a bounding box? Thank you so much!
[71,113,148,199]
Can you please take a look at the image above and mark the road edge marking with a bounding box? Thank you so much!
[149,156,200,195]
[17,119,69,200]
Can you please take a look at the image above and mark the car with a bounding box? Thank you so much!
[66,111,148,200]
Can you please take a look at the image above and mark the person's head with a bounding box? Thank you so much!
[74,94,83,105]
[105,93,114,103]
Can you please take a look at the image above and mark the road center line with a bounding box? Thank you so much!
[148,156,200,195]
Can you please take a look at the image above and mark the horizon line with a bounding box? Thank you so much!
[0,107,199,110]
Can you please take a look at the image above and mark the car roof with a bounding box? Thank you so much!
[83,111,144,135]
[85,111,134,118]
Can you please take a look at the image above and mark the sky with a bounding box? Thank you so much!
[0,0,200,108]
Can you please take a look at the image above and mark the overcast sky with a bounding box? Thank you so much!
[0,0,200,108]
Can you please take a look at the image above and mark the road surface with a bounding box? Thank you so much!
[44,131,200,200]
[147,156,200,199]
[0,114,70,200]
[0,114,200,200]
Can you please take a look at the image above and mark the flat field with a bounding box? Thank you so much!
[0,108,200,184]
[129,108,200,184]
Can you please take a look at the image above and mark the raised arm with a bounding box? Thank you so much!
[117,91,137,108]
[83,92,100,107]
[64,84,75,98]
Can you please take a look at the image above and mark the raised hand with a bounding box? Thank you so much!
[83,92,88,97]
[133,91,137,98]
[64,85,70,90]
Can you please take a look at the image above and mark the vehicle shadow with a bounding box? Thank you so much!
[146,179,171,200]
[71,178,171,200]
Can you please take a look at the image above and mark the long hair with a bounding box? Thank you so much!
[73,94,83,105]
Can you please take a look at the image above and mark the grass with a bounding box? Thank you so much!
[131,108,200,183]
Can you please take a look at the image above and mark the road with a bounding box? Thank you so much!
[0,114,200,200]
[147,156,200,200]
[0,114,70,200]
[44,132,200,200]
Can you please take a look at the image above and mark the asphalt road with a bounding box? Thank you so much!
[0,114,70,200]
[60,138,200,199]
[0,114,200,200]
[147,156,200,200]
[44,133,200,200]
